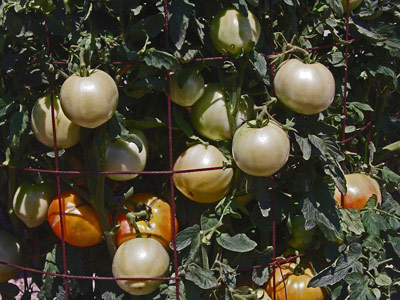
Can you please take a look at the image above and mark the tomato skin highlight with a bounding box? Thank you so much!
[173,144,234,204]
[115,193,178,250]
[112,238,170,295]
[232,120,290,177]
[210,7,261,56]
[60,69,119,128]
[334,173,382,210]
[13,182,55,228]
[0,229,22,283]
[31,94,80,149]
[265,263,325,300]
[273,59,335,115]
[47,190,104,247]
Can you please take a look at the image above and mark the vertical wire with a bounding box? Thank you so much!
[45,17,69,299]
[163,1,180,299]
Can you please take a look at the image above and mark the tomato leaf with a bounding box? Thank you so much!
[108,112,143,152]
[339,208,365,236]
[169,0,194,50]
[8,105,29,150]
[249,51,267,79]
[345,272,377,300]
[231,0,249,16]
[185,264,219,289]
[388,236,400,258]
[173,105,204,142]
[101,291,124,300]
[216,233,257,252]
[142,48,181,71]
[294,133,312,160]
[128,13,164,42]
[38,245,59,299]
[173,224,201,251]
[201,211,219,231]
[362,211,388,237]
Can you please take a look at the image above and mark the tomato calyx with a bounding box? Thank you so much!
[123,202,154,238]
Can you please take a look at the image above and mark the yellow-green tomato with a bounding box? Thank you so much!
[60,69,119,128]
[170,69,205,107]
[190,83,254,141]
[112,238,169,296]
[173,144,234,204]
[13,182,55,228]
[232,121,290,177]
[0,229,22,282]
[105,130,148,181]
[341,0,363,12]
[287,215,314,251]
[210,7,261,56]
[273,59,335,115]
[31,94,81,149]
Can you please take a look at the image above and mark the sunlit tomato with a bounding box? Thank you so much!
[190,83,254,141]
[112,238,170,295]
[334,173,382,210]
[31,94,80,149]
[273,59,335,115]
[48,190,104,247]
[60,69,118,128]
[287,215,314,251]
[341,0,363,12]
[173,144,234,204]
[232,120,290,177]
[210,7,261,56]
[13,182,55,228]
[265,263,325,300]
[0,229,21,283]
[105,129,148,181]
[115,193,178,250]
[170,68,205,107]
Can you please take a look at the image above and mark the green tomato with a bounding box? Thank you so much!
[60,69,119,128]
[210,7,261,56]
[190,83,254,141]
[341,0,363,12]
[31,94,81,149]
[112,238,170,295]
[287,215,314,250]
[105,129,148,181]
[170,68,205,107]
[13,182,55,228]
[232,120,290,177]
[0,229,22,283]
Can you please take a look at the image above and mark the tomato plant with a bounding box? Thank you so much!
[0,229,21,283]
[112,238,170,295]
[173,144,234,203]
[190,83,254,141]
[60,69,119,129]
[169,68,205,107]
[210,7,261,56]
[265,263,326,300]
[334,173,382,210]
[287,215,314,251]
[341,0,363,12]
[47,190,104,247]
[273,59,335,115]
[12,182,55,228]
[232,120,290,177]
[115,193,178,250]
[105,129,148,181]
[31,94,81,149]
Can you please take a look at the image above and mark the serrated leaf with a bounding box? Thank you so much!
[185,264,219,289]
[294,133,311,160]
[362,211,388,236]
[142,48,181,71]
[366,64,398,90]
[216,233,257,252]
[169,0,194,50]
[252,266,270,286]
[40,245,59,299]
[381,166,400,184]
[8,105,29,150]
[249,52,267,78]
[172,224,200,251]
[173,105,203,142]
[128,13,164,41]
[339,209,365,235]
[101,291,125,300]
[326,0,343,16]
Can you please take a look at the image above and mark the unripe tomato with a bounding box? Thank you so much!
[173,144,234,204]
[334,173,382,210]
[287,215,314,251]
[341,0,363,12]
[232,120,290,177]
[0,229,22,283]
[265,263,325,300]
[190,83,254,141]
[13,182,55,228]
[115,193,178,250]
[273,59,335,115]
[105,129,148,181]
[31,94,80,149]
[48,190,104,247]
[210,7,261,56]
[60,69,119,128]
[112,238,170,295]
[170,69,205,107]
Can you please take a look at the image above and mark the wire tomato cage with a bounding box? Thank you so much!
[0,0,376,299]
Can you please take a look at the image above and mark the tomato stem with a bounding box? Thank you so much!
[79,48,88,77]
